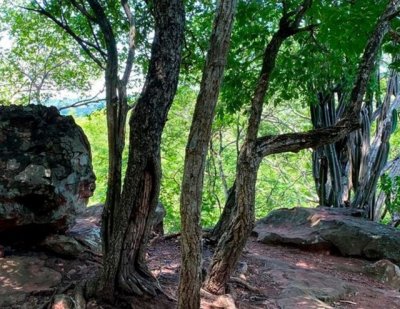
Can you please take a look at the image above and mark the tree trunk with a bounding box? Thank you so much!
[178,1,237,308]
[209,181,236,242]
[98,0,185,302]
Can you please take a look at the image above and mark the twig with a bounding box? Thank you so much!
[339,300,357,305]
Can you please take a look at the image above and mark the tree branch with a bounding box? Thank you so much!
[58,89,105,111]
[256,0,400,159]
[347,0,400,116]
[121,0,136,86]
[24,2,106,69]
[256,117,359,157]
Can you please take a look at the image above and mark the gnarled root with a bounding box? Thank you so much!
[118,264,161,297]
[200,288,237,309]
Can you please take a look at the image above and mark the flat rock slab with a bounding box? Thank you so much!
[253,207,400,262]
[249,254,350,308]
[0,256,61,307]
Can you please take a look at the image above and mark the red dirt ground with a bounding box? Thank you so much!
[9,235,400,308]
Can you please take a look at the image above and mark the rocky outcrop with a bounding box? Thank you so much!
[0,105,95,239]
[253,207,400,263]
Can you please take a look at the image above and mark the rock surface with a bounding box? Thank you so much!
[0,105,95,238]
[261,256,351,308]
[66,204,102,255]
[364,259,400,289]
[41,234,87,258]
[51,294,75,309]
[253,207,400,262]
[0,256,62,307]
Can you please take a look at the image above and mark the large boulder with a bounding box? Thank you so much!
[253,207,400,263]
[0,105,95,239]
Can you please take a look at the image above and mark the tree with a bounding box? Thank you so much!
[98,0,184,302]
[25,0,185,305]
[295,1,400,216]
[178,0,237,308]
[204,0,400,295]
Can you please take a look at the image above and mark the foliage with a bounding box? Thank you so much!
[1,0,398,233]
[77,87,315,233]
[380,174,400,217]
[0,3,100,104]
[75,110,109,204]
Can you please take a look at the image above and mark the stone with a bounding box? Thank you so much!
[0,105,95,239]
[253,207,400,262]
[66,204,102,255]
[0,256,61,307]
[277,293,334,309]
[52,294,76,309]
[151,202,166,236]
[41,234,86,258]
[364,259,400,289]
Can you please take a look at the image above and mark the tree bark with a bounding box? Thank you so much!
[178,1,237,308]
[98,0,185,302]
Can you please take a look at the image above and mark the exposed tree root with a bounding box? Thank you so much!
[230,276,260,293]
[200,288,237,309]
[118,265,162,298]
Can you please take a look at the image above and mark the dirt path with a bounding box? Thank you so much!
[149,236,400,308]
[2,236,399,308]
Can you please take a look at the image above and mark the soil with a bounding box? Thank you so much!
[2,236,400,309]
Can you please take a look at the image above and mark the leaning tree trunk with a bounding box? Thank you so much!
[178,1,237,308]
[98,0,185,302]
[206,0,399,291]
[209,180,236,242]
[203,1,314,294]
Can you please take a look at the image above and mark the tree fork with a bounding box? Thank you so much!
[98,0,185,303]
